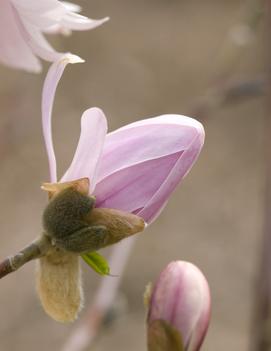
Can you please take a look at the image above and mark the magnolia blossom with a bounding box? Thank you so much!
[42,54,205,347]
[0,1,108,72]
[147,261,211,351]
[42,55,205,225]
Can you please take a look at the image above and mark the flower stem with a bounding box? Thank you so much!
[0,235,51,279]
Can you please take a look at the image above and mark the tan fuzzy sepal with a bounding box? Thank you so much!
[41,177,90,199]
[85,208,145,248]
[36,248,83,323]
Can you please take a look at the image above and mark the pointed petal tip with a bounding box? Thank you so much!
[60,53,85,65]
[93,16,110,29]
[102,16,110,23]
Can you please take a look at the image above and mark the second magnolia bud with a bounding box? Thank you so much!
[146,261,211,351]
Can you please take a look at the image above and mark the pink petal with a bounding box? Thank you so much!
[94,115,204,223]
[0,1,41,72]
[42,54,84,182]
[95,151,181,214]
[138,133,203,223]
[148,261,211,351]
[61,108,107,192]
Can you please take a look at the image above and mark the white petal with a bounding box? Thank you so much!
[61,12,109,31]
[42,54,84,182]
[61,108,108,193]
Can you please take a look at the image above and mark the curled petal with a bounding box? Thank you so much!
[61,12,109,31]
[61,108,107,192]
[94,115,204,223]
[11,0,109,31]
[42,54,84,182]
[2,0,108,71]
[147,261,211,351]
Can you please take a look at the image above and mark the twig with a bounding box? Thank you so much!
[0,235,50,279]
[189,76,265,118]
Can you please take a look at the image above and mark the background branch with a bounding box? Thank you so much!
[250,2,271,350]
[62,237,135,351]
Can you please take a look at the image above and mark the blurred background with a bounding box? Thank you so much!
[0,0,265,350]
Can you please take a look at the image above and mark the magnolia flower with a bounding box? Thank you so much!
[43,56,205,224]
[34,54,205,322]
[0,1,108,72]
[147,261,211,351]
[0,54,205,324]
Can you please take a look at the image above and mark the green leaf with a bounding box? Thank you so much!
[81,251,110,276]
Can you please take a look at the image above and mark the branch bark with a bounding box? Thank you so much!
[0,235,51,279]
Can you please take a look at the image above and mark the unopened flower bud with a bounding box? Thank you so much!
[147,261,211,351]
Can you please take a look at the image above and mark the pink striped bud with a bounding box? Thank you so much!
[147,261,211,351]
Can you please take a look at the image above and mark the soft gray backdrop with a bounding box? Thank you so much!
[0,0,264,350]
